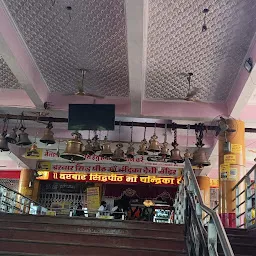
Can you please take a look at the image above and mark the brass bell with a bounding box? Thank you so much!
[83,139,94,155]
[192,147,211,167]
[126,143,135,158]
[27,143,39,156]
[60,132,85,161]
[100,136,113,157]
[184,149,192,160]
[40,122,55,145]
[111,143,126,162]
[168,146,184,163]
[137,139,148,155]
[159,142,170,157]
[16,126,32,146]
[148,134,161,152]
[6,128,17,144]
[92,134,101,152]
[0,133,9,152]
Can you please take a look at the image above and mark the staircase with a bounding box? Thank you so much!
[0,213,187,256]
[218,228,256,256]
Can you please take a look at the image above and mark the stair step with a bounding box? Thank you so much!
[0,238,187,256]
[0,213,183,232]
[0,220,184,239]
[0,227,186,251]
[218,242,256,255]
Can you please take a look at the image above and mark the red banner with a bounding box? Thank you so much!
[37,171,182,186]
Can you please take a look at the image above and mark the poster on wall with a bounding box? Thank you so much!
[231,144,242,154]
[220,163,229,180]
[87,187,100,212]
[224,154,236,164]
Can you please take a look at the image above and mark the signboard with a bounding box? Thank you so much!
[24,148,43,159]
[220,163,229,180]
[210,179,219,188]
[37,171,182,186]
[229,167,238,181]
[231,144,242,154]
[224,154,236,164]
[87,187,100,212]
[36,161,182,177]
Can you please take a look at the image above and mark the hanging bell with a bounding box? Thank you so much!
[111,143,126,162]
[92,134,101,152]
[148,134,161,152]
[126,143,135,158]
[0,133,9,152]
[159,142,170,158]
[184,149,192,160]
[83,139,94,155]
[40,123,55,145]
[16,126,32,146]
[6,128,17,144]
[100,136,113,157]
[27,143,39,156]
[168,141,184,163]
[60,132,85,161]
[192,147,211,167]
[137,139,148,155]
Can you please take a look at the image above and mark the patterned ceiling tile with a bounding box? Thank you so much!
[0,56,22,89]
[146,0,256,102]
[3,0,129,97]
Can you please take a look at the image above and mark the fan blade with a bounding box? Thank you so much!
[186,87,199,98]
[84,92,104,98]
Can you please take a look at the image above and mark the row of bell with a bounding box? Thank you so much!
[0,125,56,152]
[59,132,210,167]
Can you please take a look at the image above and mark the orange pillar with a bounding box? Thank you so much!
[218,119,245,228]
[196,176,210,208]
[18,169,40,200]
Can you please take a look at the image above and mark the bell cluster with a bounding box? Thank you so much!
[0,116,211,167]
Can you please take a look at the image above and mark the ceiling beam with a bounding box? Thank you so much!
[0,1,49,107]
[125,0,148,116]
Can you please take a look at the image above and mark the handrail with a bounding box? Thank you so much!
[232,164,256,191]
[174,158,234,256]
[0,183,42,206]
[0,183,47,215]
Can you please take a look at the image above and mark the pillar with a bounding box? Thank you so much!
[218,119,245,228]
[196,176,210,209]
[18,169,40,200]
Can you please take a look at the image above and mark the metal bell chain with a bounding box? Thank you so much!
[130,122,134,143]
[164,123,167,143]
[143,123,147,140]
[186,125,190,149]
[154,122,157,135]
[118,121,121,142]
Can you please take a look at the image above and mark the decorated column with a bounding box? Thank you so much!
[18,169,40,201]
[218,119,245,228]
[196,176,210,208]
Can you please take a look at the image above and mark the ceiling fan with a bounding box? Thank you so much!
[65,69,104,98]
[167,73,203,102]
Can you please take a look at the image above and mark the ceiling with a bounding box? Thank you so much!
[0,0,256,177]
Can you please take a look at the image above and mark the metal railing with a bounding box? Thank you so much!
[231,164,256,229]
[0,183,47,215]
[174,158,234,256]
